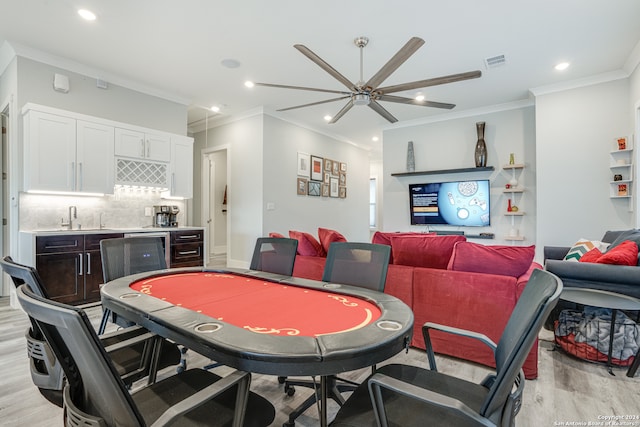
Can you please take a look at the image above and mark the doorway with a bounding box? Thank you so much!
[1,107,8,296]
[201,148,228,267]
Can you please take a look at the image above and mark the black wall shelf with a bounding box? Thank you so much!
[391,166,494,177]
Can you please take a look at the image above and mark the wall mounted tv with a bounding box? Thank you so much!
[409,180,491,227]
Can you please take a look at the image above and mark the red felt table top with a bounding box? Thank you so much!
[130,272,382,337]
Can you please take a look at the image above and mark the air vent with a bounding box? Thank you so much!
[484,54,506,69]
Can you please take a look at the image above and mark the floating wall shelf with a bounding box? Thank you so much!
[391,166,494,177]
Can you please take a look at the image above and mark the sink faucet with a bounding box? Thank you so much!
[61,206,77,230]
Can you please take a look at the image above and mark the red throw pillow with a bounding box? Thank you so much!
[579,240,638,266]
[289,230,326,257]
[317,227,347,253]
[578,248,603,263]
[390,235,466,269]
[447,241,535,278]
[268,232,285,238]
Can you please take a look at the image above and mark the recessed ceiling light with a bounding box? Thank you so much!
[415,94,425,102]
[244,81,255,88]
[372,136,379,142]
[324,115,332,122]
[78,9,96,21]
[555,62,570,71]
[221,59,241,69]
[210,105,220,113]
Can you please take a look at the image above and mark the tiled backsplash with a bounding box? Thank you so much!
[20,187,186,231]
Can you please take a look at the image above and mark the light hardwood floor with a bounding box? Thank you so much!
[1,296,639,426]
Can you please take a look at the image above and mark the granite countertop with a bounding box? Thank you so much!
[20,226,205,235]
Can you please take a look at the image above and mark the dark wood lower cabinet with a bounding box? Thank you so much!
[170,229,204,268]
[35,233,123,305]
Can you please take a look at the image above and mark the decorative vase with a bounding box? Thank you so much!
[406,141,415,172]
[474,121,487,168]
[507,198,512,212]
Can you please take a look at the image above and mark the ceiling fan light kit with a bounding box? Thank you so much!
[255,36,482,124]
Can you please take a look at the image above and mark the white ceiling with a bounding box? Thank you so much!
[1,0,640,156]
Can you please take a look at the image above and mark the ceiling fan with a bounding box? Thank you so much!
[255,36,482,124]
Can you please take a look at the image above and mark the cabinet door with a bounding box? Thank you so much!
[36,252,82,304]
[145,133,171,162]
[84,249,104,303]
[24,111,76,192]
[168,137,194,198]
[115,128,146,158]
[77,121,115,194]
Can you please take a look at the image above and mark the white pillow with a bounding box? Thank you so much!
[564,238,610,262]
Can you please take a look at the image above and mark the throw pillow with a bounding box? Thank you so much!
[317,227,347,253]
[288,230,326,257]
[579,240,638,266]
[578,248,603,263]
[447,242,535,278]
[563,238,609,262]
[390,235,466,269]
[268,232,285,238]
[607,229,640,251]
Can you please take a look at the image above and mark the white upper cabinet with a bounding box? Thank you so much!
[24,111,115,194]
[115,128,171,162]
[165,136,194,198]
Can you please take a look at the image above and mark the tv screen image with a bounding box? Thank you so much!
[409,180,490,227]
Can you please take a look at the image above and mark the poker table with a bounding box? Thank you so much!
[101,268,414,425]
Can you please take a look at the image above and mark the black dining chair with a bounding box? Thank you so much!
[98,236,168,334]
[283,242,391,427]
[250,237,298,276]
[0,256,180,406]
[331,268,563,427]
[16,284,276,427]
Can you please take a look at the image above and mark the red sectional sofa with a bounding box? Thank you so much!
[289,231,543,379]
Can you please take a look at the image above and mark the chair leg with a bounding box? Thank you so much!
[283,375,355,427]
[98,308,111,335]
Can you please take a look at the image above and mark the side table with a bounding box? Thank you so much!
[558,287,640,377]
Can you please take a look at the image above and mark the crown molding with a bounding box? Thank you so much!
[7,40,191,106]
[529,70,628,97]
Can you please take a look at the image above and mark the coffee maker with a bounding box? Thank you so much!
[154,205,179,227]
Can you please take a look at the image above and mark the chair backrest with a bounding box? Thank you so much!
[0,255,49,298]
[16,284,145,426]
[483,268,562,421]
[249,237,298,276]
[101,237,167,283]
[321,242,391,292]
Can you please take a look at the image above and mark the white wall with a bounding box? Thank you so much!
[535,78,632,257]
[262,115,370,242]
[382,106,536,245]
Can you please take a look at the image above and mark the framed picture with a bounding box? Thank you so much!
[330,177,339,197]
[616,136,628,150]
[323,172,331,184]
[297,152,310,177]
[340,162,347,173]
[332,161,339,176]
[297,177,308,195]
[321,184,330,197]
[324,158,333,172]
[311,155,323,181]
[339,186,347,198]
[308,181,321,196]
[339,172,346,186]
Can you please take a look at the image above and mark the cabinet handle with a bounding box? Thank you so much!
[86,252,91,275]
[140,139,145,157]
[78,162,83,191]
[178,250,198,255]
[177,234,199,240]
[71,162,76,190]
[146,139,150,158]
[171,172,175,193]
[78,253,83,276]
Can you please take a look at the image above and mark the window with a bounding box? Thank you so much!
[369,177,377,228]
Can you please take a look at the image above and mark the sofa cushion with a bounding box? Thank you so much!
[563,238,609,262]
[447,242,535,278]
[607,229,640,251]
[390,235,466,269]
[317,227,347,253]
[579,240,638,266]
[372,231,434,263]
[268,232,285,238]
[288,230,326,257]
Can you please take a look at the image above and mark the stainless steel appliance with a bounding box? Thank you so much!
[123,232,171,267]
[154,205,179,227]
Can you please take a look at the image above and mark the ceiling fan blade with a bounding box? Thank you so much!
[277,96,351,112]
[377,94,455,110]
[328,99,355,124]
[255,82,351,95]
[365,37,425,90]
[377,70,482,94]
[368,100,398,123]
[294,44,356,91]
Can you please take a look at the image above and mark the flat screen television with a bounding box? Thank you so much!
[409,180,491,227]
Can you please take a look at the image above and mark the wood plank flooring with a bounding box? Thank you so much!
[1,296,639,426]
